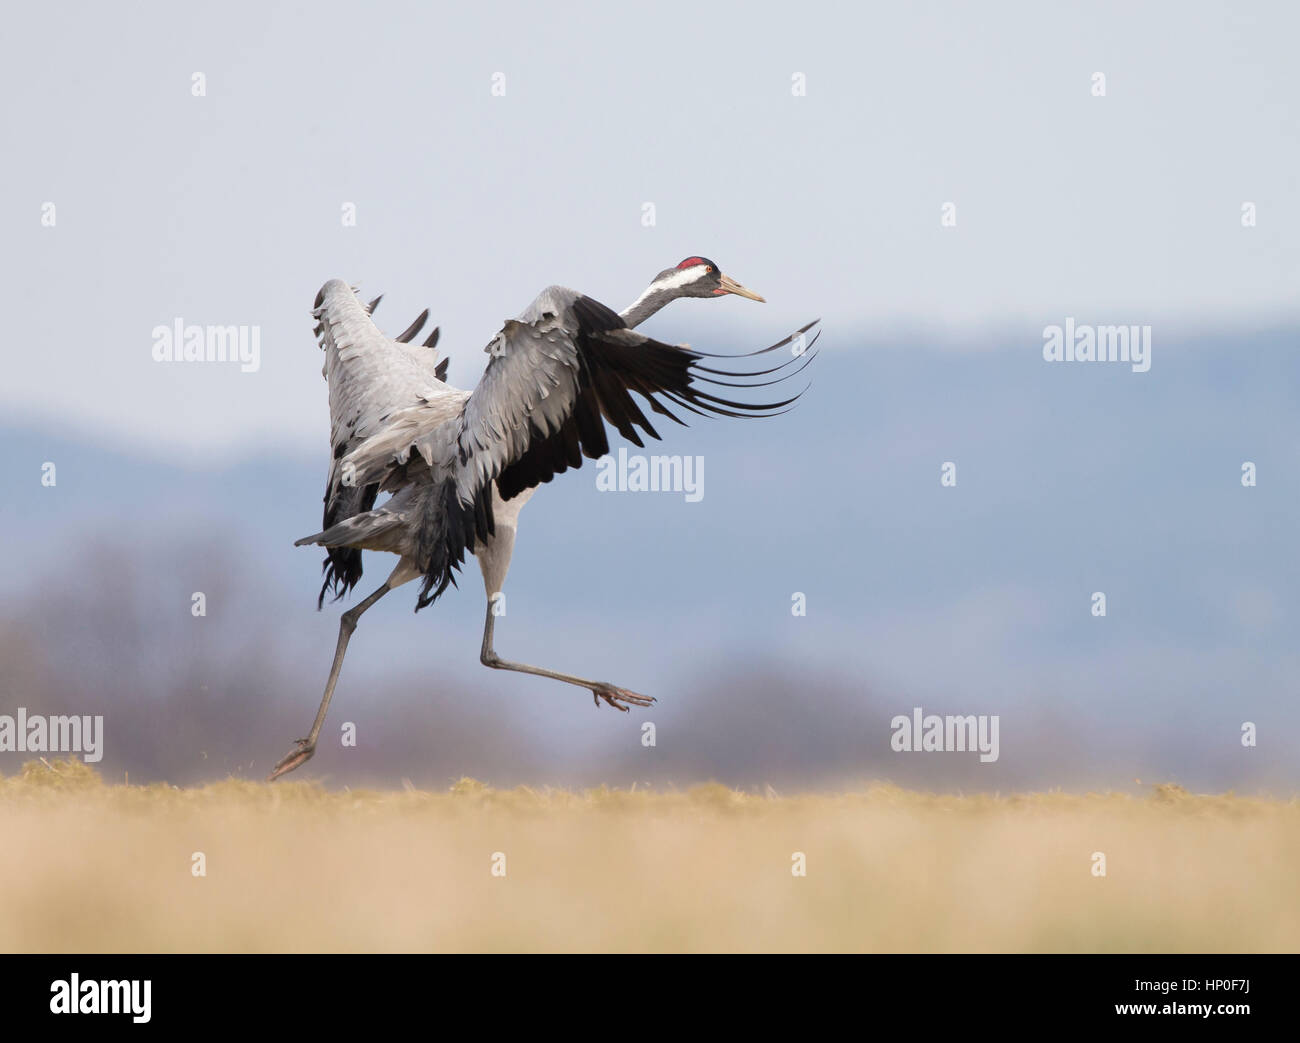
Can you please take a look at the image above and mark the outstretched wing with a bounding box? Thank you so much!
[343,284,817,609]
[311,279,456,606]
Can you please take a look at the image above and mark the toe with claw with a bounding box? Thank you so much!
[590,683,656,712]
[267,739,316,782]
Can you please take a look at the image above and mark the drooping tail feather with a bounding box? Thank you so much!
[315,478,379,608]
[412,478,493,611]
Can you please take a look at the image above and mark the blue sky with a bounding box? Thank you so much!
[2,1,1297,455]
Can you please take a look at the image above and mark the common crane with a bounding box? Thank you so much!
[269,258,817,780]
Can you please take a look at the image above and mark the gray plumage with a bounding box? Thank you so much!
[270,259,817,781]
[312,281,451,606]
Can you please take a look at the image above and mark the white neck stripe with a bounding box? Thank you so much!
[619,265,705,319]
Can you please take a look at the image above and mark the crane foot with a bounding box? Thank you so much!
[590,683,655,711]
[267,739,316,782]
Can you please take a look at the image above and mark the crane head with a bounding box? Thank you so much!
[657,257,766,303]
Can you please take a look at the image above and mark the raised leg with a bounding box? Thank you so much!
[473,493,653,711]
[478,600,655,711]
[268,562,416,781]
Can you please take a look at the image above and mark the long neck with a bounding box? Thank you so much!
[619,282,679,328]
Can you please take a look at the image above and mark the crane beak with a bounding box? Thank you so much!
[716,273,766,303]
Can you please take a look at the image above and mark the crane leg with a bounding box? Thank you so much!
[268,562,415,781]
[473,505,652,711]
[478,600,655,711]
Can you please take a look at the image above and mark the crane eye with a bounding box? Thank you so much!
[705,266,712,273]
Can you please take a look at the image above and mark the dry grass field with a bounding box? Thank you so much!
[2,759,1297,953]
